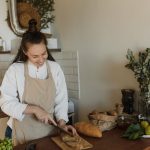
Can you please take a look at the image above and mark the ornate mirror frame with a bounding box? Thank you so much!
[8,0,55,37]
[8,0,26,36]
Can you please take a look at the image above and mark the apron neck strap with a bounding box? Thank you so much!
[24,61,51,77]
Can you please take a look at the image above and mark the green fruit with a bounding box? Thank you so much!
[145,125,150,135]
[141,121,149,129]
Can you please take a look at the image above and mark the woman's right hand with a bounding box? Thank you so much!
[24,105,57,126]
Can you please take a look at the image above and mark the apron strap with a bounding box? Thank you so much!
[46,61,52,79]
[24,61,52,79]
[24,62,28,78]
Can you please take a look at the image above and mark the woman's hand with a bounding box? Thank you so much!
[24,105,57,126]
[34,107,57,125]
[58,119,78,136]
[62,125,78,136]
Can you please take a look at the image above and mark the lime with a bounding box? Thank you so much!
[145,125,150,135]
[141,121,149,129]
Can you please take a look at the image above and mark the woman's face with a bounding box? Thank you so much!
[25,42,48,68]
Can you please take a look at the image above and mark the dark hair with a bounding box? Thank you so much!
[12,19,55,63]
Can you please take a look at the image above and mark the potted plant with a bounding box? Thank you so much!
[125,48,150,116]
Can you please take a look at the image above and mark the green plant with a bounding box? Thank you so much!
[122,123,144,140]
[125,48,150,104]
[17,0,55,29]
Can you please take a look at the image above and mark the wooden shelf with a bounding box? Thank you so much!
[0,49,61,54]
[0,50,61,54]
[0,48,61,54]
[0,51,11,54]
[48,48,61,52]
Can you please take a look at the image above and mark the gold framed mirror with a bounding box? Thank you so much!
[8,0,55,36]
[8,0,26,36]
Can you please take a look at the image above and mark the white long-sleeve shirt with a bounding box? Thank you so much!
[0,60,68,128]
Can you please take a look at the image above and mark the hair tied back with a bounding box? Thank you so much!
[28,19,38,32]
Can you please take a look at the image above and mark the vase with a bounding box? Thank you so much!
[138,95,150,121]
[121,89,135,114]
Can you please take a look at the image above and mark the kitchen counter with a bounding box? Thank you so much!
[14,128,150,150]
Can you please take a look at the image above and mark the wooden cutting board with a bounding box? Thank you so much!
[51,136,93,150]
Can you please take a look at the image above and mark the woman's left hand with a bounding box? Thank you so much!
[58,119,78,136]
[61,125,78,136]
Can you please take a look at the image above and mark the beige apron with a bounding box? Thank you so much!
[12,61,56,146]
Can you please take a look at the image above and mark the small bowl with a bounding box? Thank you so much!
[117,114,138,130]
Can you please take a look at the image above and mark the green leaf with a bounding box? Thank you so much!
[125,48,150,101]
[122,123,144,140]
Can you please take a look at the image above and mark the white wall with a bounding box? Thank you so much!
[53,0,150,121]
[0,1,16,50]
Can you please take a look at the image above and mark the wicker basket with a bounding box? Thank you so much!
[88,113,117,132]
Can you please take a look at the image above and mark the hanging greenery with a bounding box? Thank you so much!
[17,0,55,29]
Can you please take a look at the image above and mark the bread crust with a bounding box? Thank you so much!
[60,133,83,149]
[74,122,102,138]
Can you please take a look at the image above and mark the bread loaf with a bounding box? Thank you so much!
[90,110,99,115]
[61,132,81,143]
[89,113,117,122]
[144,146,150,150]
[107,110,118,116]
[60,132,83,149]
[74,122,102,138]
[115,103,123,115]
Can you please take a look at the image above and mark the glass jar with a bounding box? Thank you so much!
[138,97,150,122]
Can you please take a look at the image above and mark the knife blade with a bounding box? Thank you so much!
[54,125,73,137]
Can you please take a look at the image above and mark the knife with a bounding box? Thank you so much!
[53,124,73,137]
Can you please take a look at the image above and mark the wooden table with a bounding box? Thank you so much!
[14,128,150,150]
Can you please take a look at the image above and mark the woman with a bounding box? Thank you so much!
[0,19,77,145]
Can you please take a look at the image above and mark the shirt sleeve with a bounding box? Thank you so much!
[0,64,27,121]
[54,64,69,123]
